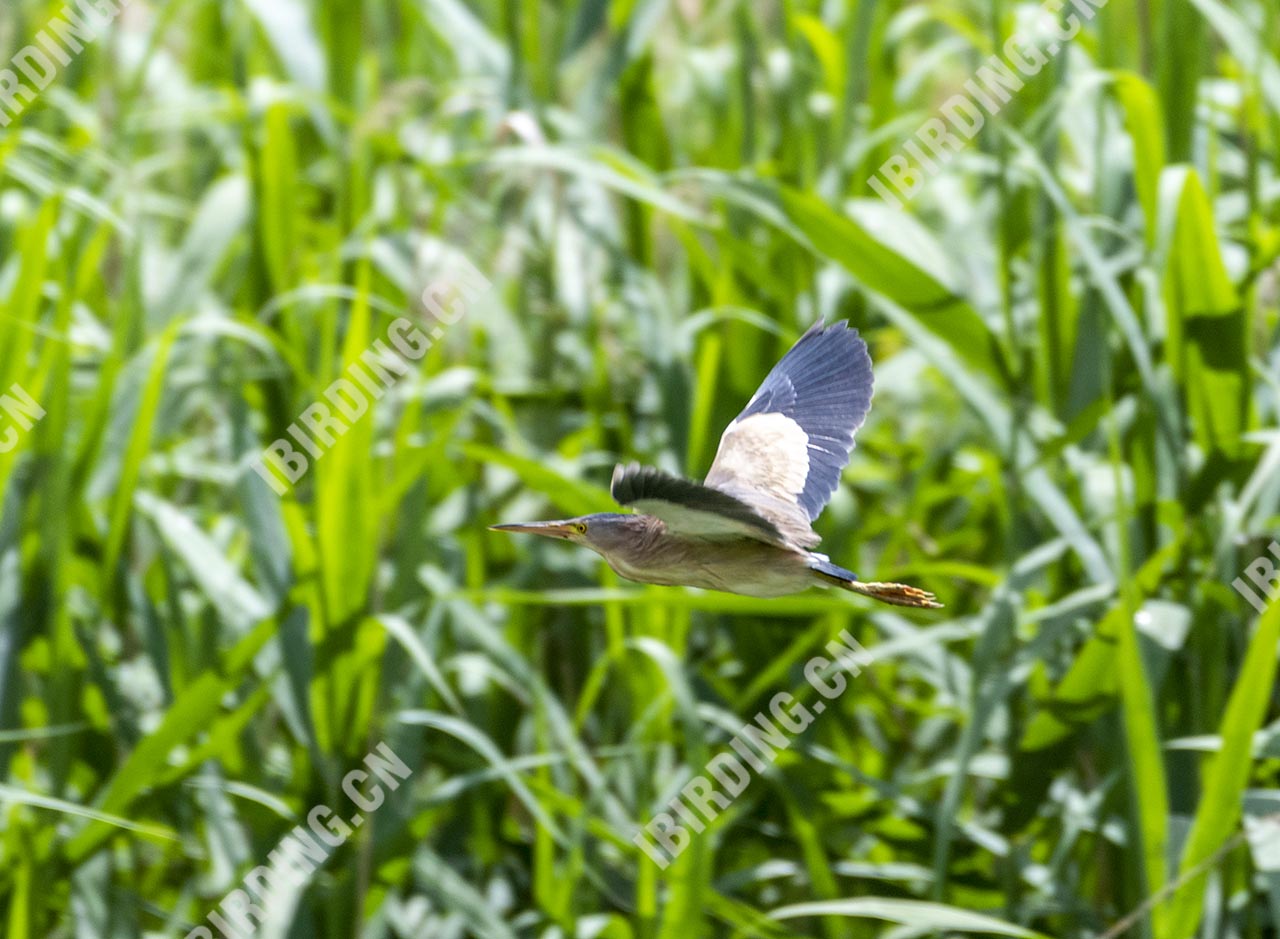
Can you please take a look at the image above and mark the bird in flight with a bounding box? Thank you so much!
[492,321,941,608]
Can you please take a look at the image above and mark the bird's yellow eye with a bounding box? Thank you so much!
[575,523,588,534]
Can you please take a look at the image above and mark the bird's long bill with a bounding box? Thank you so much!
[488,520,578,539]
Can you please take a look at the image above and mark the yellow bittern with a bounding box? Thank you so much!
[492,321,940,608]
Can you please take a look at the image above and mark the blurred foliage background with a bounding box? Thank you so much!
[0,0,1279,936]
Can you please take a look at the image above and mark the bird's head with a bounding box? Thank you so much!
[489,513,650,557]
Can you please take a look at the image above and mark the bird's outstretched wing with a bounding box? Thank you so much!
[703,321,873,544]
[610,463,791,546]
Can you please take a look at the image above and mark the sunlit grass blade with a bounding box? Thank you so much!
[1164,599,1280,939]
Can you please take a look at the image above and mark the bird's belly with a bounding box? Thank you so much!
[606,541,814,598]
[705,567,814,598]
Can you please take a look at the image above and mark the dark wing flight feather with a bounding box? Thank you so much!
[704,320,873,537]
[610,463,790,546]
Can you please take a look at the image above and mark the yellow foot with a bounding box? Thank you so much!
[845,580,943,609]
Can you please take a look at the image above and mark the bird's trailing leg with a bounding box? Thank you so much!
[810,560,942,609]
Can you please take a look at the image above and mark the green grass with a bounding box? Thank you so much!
[0,0,1278,936]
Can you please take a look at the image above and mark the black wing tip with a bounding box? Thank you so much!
[770,319,873,407]
[790,319,870,363]
[611,462,691,507]
[610,461,645,504]
[801,318,860,339]
[611,462,785,540]
[801,318,869,354]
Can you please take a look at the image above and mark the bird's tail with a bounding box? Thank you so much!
[810,559,943,610]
